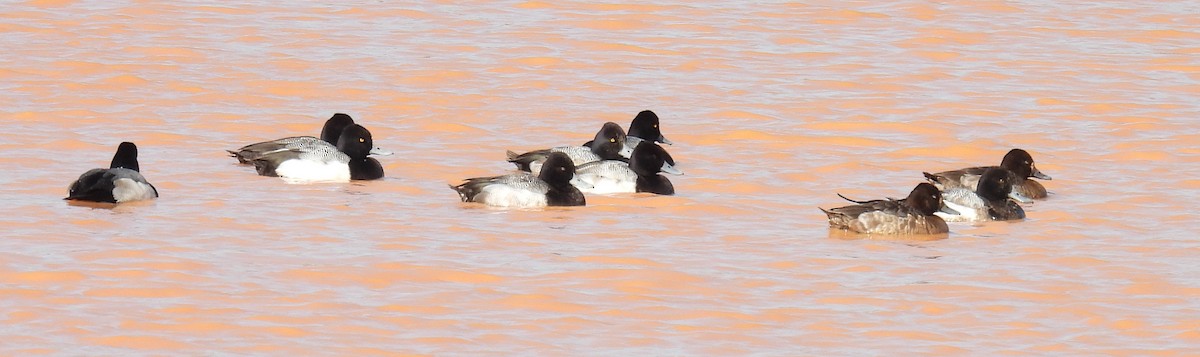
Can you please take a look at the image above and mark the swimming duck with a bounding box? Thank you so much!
[820,183,958,235]
[937,167,1027,222]
[573,142,682,195]
[228,113,356,164]
[507,122,633,173]
[452,152,586,208]
[251,124,385,182]
[65,142,159,203]
[924,148,1052,199]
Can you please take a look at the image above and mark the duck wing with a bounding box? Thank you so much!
[925,166,993,190]
[229,136,323,164]
[574,160,636,193]
[251,144,349,177]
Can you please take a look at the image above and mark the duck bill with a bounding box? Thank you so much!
[938,204,960,216]
[1030,164,1051,180]
[618,143,634,158]
[660,162,684,175]
[1008,191,1033,203]
[569,175,593,190]
[369,147,394,156]
[657,135,673,145]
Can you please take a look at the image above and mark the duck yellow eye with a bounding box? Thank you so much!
[359,138,365,143]
[653,124,658,128]
[609,138,616,143]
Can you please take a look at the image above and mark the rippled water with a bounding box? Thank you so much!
[2,1,1199,355]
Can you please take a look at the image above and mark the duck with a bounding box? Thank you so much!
[582,110,673,157]
[820,183,958,235]
[572,142,682,195]
[452,152,586,208]
[936,167,1027,222]
[923,148,1052,199]
[251,124,385,182]
[228,113,357,164]
[507,122,633,173]
[65,142,159,203]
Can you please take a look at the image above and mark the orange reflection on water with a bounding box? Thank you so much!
[1,0,1199,355]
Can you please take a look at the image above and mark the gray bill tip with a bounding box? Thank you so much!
[658,136,673,145]
[369,147,394,156]
[939,205,960,215]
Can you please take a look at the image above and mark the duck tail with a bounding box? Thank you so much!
[818,207,837,219]
[227,150,254,164]
[505,150,537,172]
[449,182,474,202]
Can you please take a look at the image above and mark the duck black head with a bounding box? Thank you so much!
[587,122,629,160]
[1001,148,1051,180]
[628,110,671,145]
[977,167,1017,201]
[629,142,682,176]
[337,124,375,159]
[320,113,356,144]
[539,152,578,186]
[109,142,141,172]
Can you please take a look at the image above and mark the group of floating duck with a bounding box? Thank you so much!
[65,110,681,209]
[820,148,1052,235]
[64,111,1051,236]
[453,111,679,207]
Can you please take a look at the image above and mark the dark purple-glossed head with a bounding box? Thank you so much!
[320,113,356,144]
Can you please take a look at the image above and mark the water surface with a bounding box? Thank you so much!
[2,1,1199,355]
